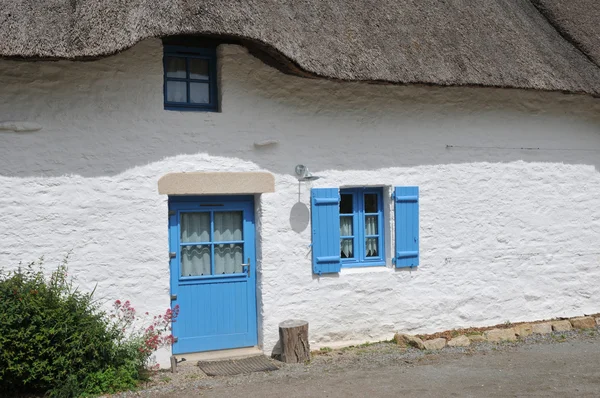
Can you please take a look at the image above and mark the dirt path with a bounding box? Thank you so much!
[118,330,600,397]
[201,341,600,397]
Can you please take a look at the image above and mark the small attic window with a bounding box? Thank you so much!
[163,46,218,112]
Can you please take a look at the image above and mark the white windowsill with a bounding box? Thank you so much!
[340,265,394,275]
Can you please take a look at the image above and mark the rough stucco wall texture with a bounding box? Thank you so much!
[1,40,600,366]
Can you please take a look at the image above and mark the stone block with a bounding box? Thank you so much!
[423,338,447,350]
[485,328,516,342]
[394,333,425,350]
[467,334,486,343]
[532,323,553,334]
[570,317,596,330]
[447,335,470,347]
[596,317,600,326]
[551,320,572,332]
[514,324,533,337]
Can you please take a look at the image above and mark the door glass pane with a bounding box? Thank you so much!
[190,82,210,104]
[365,194,378,213]
[340,194,353,214]
[165,57,186,78]
[340,216,353,236]
[190,58,209,79]
[166,81,187,103]
[181,213,210,242]
[214,211,243,242]
[365,215,378,235]
[215,243,243,274]
[341,238,354,258]
[366,238,378,257]
[181,245,211,276]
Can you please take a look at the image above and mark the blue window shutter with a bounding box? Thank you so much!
[394,186,419,268]
[311,188,342,274]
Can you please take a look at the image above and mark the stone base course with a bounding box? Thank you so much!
[570,317,596,330]
[551,320,573,332]
[423,338,447,350]
[395,314,599,350]
[485,328,517,342]
[394,333,425,350]
[447,335,470,347]
[532,323,553,334]
[467,335,486,343]
[514,324,533,337]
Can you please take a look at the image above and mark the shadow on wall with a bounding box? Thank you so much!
[289,202,310,233]
[0,40,600,178]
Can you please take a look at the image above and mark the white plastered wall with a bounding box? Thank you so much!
[1,39,600,366]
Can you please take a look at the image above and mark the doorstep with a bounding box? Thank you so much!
[173,346,263,365]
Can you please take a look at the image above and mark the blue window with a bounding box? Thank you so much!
[311,186,418,274]
[163,46,218,112]
[339,188,385,267]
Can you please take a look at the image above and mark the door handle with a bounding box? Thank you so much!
[241,258,250,277]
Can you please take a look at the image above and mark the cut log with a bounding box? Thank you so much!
[278,319,310,363]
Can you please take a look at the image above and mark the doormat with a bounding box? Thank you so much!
[198,355,279,376]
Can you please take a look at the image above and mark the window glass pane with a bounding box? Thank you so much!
[181,245,211,276]
[181,213,210,242]
[214,211,243,242]
[165,57,186,78]
[190,58,209,79]
[190,82,210,104]
[340,216,353,236]
[365,215,378,235]
[166,80,187,103]
[365,193,378,213]
[341,238,354,259]
[366,238,379,257]
[214,243,243,274]
[340,194,353,214]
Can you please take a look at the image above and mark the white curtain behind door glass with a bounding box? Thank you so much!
[181,213,210,242]
[340,217,353,258]
[214,212,243,274]
[365,215,378,256]
[181,245,211,276]
[214,212,243,241]
[215,244,243,274]
[180,213,211,276]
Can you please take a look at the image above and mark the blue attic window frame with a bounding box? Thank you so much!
[163,45,218,112]
[339,187,385,268]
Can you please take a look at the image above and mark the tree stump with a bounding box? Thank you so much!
[278,319,310,363]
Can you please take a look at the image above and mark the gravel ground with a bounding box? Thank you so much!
[111,326,600,397]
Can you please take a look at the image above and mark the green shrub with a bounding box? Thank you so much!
[0,257,154,397]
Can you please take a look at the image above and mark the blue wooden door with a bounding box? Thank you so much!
[169,196,257,354]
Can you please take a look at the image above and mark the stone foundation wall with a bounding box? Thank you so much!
[395,315,600,350]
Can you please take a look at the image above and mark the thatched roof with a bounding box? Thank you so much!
[1,1,599,96]
[531,0,600,67]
